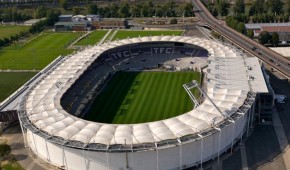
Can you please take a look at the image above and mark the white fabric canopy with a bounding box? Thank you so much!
[25,36,254,146]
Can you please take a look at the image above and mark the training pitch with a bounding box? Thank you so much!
[0,32,82,70]
[85,71,200,124]
[0,72,36,102]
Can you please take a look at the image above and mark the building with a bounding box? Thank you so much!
[58,15,73,22]
[86,14,101,22]
[72,15,86,22]
[18,36,269,170]
[245,23,290,41]
[54,21,89,32]
[92,18,128,29]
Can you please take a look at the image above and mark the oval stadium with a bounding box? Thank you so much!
[18,36,265,170]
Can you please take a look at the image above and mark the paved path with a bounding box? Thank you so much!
[0,70,40,72]
[67,31,92,49]
[0,124,50,170]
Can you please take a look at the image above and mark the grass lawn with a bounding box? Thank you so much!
[0,72,36,102]
[75,30,108,46]
[112,30,184,41]
[85,71,200,124]
[1,160,24,170]
[0,25,30,39]
[0,32,83,70]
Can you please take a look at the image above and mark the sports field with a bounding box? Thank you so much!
[0,25,30,39]
[0,72,36,102]
[85,71,200,124]
[112,30,184,41]
[75,30,108,46]
[0,32,83,70]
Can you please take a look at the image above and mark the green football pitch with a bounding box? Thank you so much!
[75,30,108,46]
[0,32,82,70]
[0,25,30,39]
[0,72,36,102]
[84,71,200,124]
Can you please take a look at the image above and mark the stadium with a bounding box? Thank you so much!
[18,36,266,170]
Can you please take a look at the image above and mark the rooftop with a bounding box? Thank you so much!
[59,15,73,18]
[245,23,290,29]
[20,36,259,150]
[245,57,269,93]
[261,26,290,33]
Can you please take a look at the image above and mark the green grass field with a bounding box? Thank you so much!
[0,72,36,102]
[85,71,200,124]
[0,32,83,70]
[0,25,30,39]
[112,30,184,41]
[75,30,108,46]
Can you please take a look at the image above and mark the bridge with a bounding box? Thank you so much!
[192,0,290,79]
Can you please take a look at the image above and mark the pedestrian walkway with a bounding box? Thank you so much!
[0,124,49,170]
[67,31,92,49]
[272,110,290,170]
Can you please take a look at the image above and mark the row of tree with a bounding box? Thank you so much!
[0,8,32,22]
[252,13,289,23]
[0,30,29,47]
[207,0,290,18]
[258,31,280,46]
[206,0,229,17]
[225,16,246,34]
[86,1,194,18]
[249,0,285,16]
[0,10,60,47]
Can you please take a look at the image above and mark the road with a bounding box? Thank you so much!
[192,0,290,78]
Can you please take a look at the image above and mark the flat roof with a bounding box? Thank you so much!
[245,57,269,93]
[245,23,290,29]
[59,15,73,17]
[55,21,88,26]
[261,26,290,33]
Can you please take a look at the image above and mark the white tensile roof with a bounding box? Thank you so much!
[24,36,262,146]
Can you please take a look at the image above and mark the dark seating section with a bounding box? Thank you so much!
[61,63,111,117]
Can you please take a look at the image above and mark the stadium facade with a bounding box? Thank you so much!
[18,36,268,170]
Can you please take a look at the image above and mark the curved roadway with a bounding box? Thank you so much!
[192,0,290,78]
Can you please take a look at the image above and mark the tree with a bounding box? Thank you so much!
[287,0,290,15]
[130,5,142,17]
[142,3,150,17]
[46,10,61,26]
[271,32,279,46]
[236,22,246,34]
[258,31,270,45]
[218,0,229,16]
[118,3,130,18]
[73,7,81,15]
[109,4,119,18]
[249,0,266,15]
[88,4,98,14]
[35,6,47,19]
[271,0,283,15]
[147,0,155,17]
[179,3,194,17]
[252,15,258,23]
[163,0,176,17]
[233,0,245,14]
[207,3,218,17]
[0,144,11,158]
[155,4,163,17]
[247,30,254,39]
[59,0,68,10]
[284,14,289,22]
